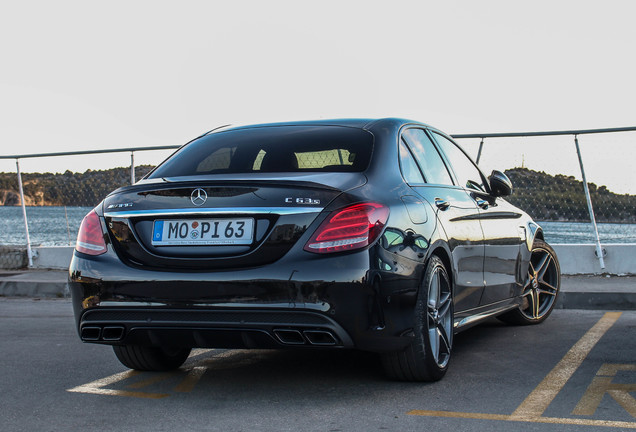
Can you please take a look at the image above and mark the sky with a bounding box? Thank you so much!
[1,0,635,193]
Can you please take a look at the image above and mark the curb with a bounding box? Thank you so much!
[0,270,68,298]
[0,280,68,298]
[556,292,636,310]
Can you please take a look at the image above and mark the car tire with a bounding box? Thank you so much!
[112,345,192,371]
[381,255,453,382]
[498,239,561,325]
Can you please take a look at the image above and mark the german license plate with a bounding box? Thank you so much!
[151,218,254,246]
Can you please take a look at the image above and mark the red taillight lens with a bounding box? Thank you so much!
[304,203,389,254]
[76,210,107,256]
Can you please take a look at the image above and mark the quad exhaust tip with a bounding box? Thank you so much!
[102,326,125,341]
[274,329,305,345]
[80,326,101,341]
[273,329,339,346]
[81,325,125,342]
[303,330,338,346]
[81,325,337,346]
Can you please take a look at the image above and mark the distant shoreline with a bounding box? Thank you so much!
[0,166,634,223]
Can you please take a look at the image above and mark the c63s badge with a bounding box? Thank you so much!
[107,203,133,209]
[285,197,321,205]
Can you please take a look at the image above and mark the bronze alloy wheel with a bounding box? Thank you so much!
[499,239,561,325]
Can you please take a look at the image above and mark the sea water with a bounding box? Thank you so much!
[1,206,636,246]
[0,206,92,246]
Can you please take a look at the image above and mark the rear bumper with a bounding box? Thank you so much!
[69,246,421,353]
[78,307,354,349]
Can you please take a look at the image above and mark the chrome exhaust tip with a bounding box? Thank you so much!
[80,326,101,341]
[273,329,306,345]
[303,330,338,346]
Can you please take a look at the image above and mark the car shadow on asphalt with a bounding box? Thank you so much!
[174,318,512,390]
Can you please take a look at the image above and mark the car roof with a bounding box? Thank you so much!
[207,118,436,134]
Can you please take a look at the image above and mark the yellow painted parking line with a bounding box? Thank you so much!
[67,370,169,399]
[409,312,636,428]
[598,363,636,376]
[511,311,622,418]
[573,363,636,416]
[190,348,214,358]
[67,349,216,398]
[408,410,510,421]
[608,390,636,418]
[126,372,173,389]
[174,366,207,393]
[408,410,636,429]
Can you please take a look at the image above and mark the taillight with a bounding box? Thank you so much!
[304,203,389,254]
[76,210,107,256]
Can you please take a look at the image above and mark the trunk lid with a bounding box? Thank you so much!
[102,173,366,270]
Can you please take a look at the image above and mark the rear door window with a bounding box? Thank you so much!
[399,140,425,184]
[401,128,454,185]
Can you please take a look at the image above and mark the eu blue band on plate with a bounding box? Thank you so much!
[153,220,164,241]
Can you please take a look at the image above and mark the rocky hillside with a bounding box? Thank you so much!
[504,168,636,223]
[0,166,154,207]
[0,166,634,222]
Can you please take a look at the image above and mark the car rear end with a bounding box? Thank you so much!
[69,123,395,353]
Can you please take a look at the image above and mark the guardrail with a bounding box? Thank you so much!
[1,145,181,266]
[1,125,635,270]
[452,126,636,270]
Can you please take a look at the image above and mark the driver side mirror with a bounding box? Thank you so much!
[489,170,513,197]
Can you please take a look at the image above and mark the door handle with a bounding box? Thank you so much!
[435,198,450,210]
[476,198,489,209]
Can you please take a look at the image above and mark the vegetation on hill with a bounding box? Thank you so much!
[0,165,634,223]
[0,166,154,207]
[504,168,636,223]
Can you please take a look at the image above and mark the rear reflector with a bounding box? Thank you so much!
[304,202,389,254]
[76,210,107,256]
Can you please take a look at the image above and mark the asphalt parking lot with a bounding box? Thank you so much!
[1,298,635,431]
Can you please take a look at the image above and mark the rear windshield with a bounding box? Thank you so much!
[148,125,374,178]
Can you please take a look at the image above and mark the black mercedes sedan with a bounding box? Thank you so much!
[69,118,560,381]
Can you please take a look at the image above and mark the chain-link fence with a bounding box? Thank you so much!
[0,127,635,269]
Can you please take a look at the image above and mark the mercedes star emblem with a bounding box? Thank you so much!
[190,188,208,206]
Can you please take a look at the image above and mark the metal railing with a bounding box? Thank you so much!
[452,126,636,270]
[0,146,179,266]
[1,125,635,270]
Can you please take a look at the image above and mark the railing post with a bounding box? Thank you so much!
[476,138,484,165]
[130,151,135,184]
[16,159,34,267]
[574,135,605,269]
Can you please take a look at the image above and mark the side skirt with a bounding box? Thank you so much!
[453,299,521,333]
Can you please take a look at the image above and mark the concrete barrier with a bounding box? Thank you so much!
[32,246,74,270]
[552,244,636,276]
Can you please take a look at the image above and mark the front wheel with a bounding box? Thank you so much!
[113,345,191,371]
[498,239,561,325]
[381,255,453,382]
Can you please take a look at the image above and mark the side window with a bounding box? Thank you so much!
[432,132,486,192]
[399,140,425,184]
[401,129,453,185]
